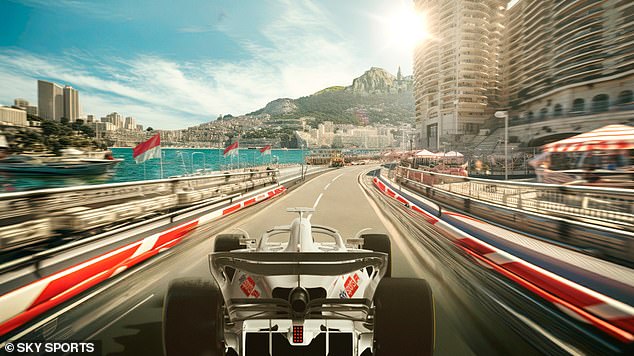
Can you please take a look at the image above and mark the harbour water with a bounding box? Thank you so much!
[0,148,307,192]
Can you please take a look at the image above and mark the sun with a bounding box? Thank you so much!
[384,3,429,50]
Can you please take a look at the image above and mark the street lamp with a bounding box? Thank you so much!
[494,111,509,180]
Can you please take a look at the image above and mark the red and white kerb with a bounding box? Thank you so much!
[373,176,634,343]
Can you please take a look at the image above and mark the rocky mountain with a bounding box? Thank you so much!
[260,98,298,116]
[350,66,413,94]
[350,67,396,94]
[248,67,414,126]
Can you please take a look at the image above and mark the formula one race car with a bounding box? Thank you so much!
[163,208,434,356]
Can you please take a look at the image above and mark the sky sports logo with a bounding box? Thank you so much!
[2,341,100,355]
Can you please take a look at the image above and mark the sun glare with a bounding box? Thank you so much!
[385,3,428,50]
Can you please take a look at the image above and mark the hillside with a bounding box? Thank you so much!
[249,67,415,127]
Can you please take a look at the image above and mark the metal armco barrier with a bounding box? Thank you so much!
[0,170,279,250]
[395,166,634,230]
[372,175,634,344]
[0,184,287,337]
[393,167,634,265]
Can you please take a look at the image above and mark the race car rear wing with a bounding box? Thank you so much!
[224,297,373,322]
[209,251,387,277]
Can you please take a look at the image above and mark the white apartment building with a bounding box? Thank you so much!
[103,112,124,129]
[0,106,28,127]
[124,116,137,130]
[37,80,64,121]
[13,98,38,116]
[503,0,634,144]
[63,86,80,122]
[413,0,506,149]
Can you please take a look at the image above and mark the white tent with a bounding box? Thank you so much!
[415,149,436,157]
[542,124,634,152]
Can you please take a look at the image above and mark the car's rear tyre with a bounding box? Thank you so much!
[373,278,435,356]
[362,234,392,277]
[163,278,225,356]
[214,233,245,252]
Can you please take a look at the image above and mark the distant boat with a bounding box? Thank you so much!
[0,149,122,176]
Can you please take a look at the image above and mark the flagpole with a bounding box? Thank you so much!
[144,160,147,180]
[159,149,164,179]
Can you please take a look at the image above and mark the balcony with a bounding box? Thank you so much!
[553,56,603,76]
[552,65,603,85]
[554,10,603,36]
[554,0,604,18]
[552,25,602,52]
[554,37,603,60]
[523,4,548,25]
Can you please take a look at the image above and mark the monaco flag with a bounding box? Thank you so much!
[259,144,272,155]
[133,133,161,164]
[223,141,239,157]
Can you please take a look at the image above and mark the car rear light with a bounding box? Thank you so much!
[292,325,303,343]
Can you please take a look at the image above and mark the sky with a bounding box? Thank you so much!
[0,0,424,130]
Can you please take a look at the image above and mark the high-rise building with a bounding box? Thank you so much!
[503,0,634,133]
[38,80,64,121]
[413,0,506,149]
[104,112,124,129]
[63,86,80,122]
[124,116,136,130]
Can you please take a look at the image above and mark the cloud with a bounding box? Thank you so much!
[0,0,367,130]
[0,50,213,129]
[10,0,133,20]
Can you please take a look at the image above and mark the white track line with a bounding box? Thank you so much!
[313,193,324,209]
[331,173,344,182]
[324,183,331,190]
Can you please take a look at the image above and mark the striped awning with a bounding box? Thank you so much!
[542,124,634,152]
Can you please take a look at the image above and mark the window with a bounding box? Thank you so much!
[591,94,609,113]
[617,90,633,105]
[571,98,585,112]
[554,104,563,116]
[527,111,534,121]
[539,108,548,119]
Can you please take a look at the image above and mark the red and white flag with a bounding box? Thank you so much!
[133,133,161,164]
[223,141,239,157]
[259,145,272,155]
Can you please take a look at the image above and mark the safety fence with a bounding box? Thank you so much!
[0,169,279,250]
[393,166,634,231]
[391,166,634,265]
[372,174,634,345]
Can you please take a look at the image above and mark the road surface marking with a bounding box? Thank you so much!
[331,173,344,182]
[307,193,324,221]
[324,183,331,190]
[313,193,324,209]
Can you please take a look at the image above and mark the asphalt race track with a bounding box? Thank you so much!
[6,166,567,355]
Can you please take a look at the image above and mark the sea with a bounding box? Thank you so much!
[0,148,307,192]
